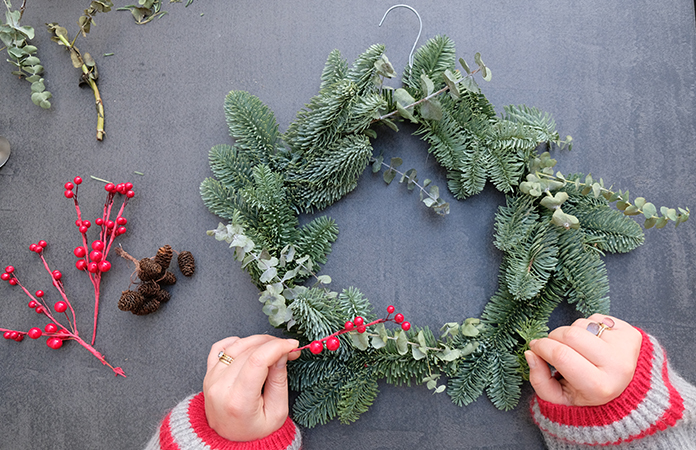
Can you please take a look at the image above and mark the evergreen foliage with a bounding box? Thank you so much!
[201,35,689,428]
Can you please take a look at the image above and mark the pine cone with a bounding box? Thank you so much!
[137,280,160,297]
[153,245,173,271]
[138,258,162,281]
[157,270,176,286]
[134,298,160,315]
[154,289,171,304]
[177,251,195,277]
[118,290,144,312]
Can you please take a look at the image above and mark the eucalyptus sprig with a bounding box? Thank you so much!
[521,152,690,229]
[1,0,52,108]
[371,155,450,215]
[46,0,112,141]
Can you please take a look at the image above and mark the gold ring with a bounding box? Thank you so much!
[586,317,615,338]
[218,350,234,365]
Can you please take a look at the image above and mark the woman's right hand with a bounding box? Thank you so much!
[202,335,300,442]
[525,314,642,407]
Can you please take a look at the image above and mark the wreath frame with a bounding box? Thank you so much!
[200,35,689,428]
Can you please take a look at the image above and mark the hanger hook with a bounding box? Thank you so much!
[379,4,422,68]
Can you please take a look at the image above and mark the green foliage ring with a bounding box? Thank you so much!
[201,35,689,427]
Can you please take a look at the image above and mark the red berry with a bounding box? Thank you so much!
[357,325,367,333]
[64,190,74,198]
[91,241,105,251]
[35,306,44,314]
[125,182,133,191]
[126,190,135,198]
[116,226,126,236]
[82,220,91,229]
[8,278,17,285]
[35,290,44,298]
[64,182,74,190]
[116,183,125,193]
[89,250,103,262]
[54,301,68,313]
[28,327,42,339]
[401,321,411,331]
[46,337,63,349]
[79,225,88,234]
[14,333,24,342]
[73,176,82,185]
[28,300,37,308]
[344,320,354,331]
[394,313,404,324]
[38,240,47,248]
[116,217,127,225]
[29,243,38,252]
[75,260,87,271]
[387,305,395,314]
[75,220,82,227]
[52,270,62,281]
[0,273,9,281]
[5,265,14,274]
[74,246,87,258]
[105,220,115,229]
[105,183,115,192]
[33,245,42,253]
[309,340,324,355]
[9,331,18,340]
[98,260,111,272]
[353,316,364,326]
[95,217,104,226]
[3,331,12,339]
[87,262,99,273]
[326,337,340,351]
[44,323,58,333]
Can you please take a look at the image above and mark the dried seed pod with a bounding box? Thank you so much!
[157,270,176,286]
[177,251,195,277]
[137,280,160,297]
[154,289,171,304]
[118,290,144,312]
[153,245,173,271]
[138,258,162,281]
[134,298,160,315]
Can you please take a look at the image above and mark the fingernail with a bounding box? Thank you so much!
[524,350,536,369]
[529,339,538,347]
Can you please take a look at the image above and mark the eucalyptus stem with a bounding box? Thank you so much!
[378,160,437,202]
[54,33,105,140]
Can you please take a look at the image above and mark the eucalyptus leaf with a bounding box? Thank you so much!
[372,155,384,173]
[420,73,435,96]
[411,344,427,360]
[642,202,657,218]
[460,76,480,94]
[390,157,403,168]
[370,334,387,349]
[396,102,418,123]
[419,98,443,121]
[394,88,415,106]
[459,57,470,74]
[383,168,396,184]
[316,274,331,285]
[350,331,369,351]
[395,329,408,355]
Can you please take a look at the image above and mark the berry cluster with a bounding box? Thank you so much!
[295,305,411,355]
[0,260,125,377]
[116,245,195,315]
[65,176,135,343]
[0,176,134,377]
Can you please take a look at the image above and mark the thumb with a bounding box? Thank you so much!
[526,350,566,405]
[263,353,290,421]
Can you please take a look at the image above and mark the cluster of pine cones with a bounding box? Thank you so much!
[117,245,195,315]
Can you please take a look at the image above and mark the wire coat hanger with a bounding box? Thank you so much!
[379,4,423,68]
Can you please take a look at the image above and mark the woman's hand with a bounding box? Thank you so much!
[203,335,300,442]
[525,314,642,406]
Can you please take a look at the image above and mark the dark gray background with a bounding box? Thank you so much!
[1,1,694,448]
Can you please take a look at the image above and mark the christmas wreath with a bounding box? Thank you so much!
[200,35,689,428]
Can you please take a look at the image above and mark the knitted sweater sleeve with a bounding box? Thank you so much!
[530,328,696,449]
[145,392,302,450]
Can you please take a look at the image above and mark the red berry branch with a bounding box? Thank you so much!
[292,305,411,355]
[0,176,135,377]
[64,176,134,345]
[0,261,125,377]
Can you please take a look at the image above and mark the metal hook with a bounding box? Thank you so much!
[379,4,422,68]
